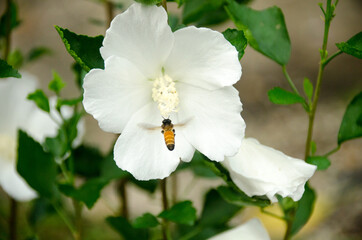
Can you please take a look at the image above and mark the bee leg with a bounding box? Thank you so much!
[161,130,164,134]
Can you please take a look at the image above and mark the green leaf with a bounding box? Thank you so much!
[290,184,316,236]
[182,0,223,25]
[48,71,66,94]
[107,216,148,239]
[168,14,185,32]
[179,151,217,178]
[336,32,362,59]
[158,201,197,226]
[17,130,58,199]
[100,153,129,181]
[58,178,108,209]
[217,186,270,207]
[226,2,291,65]
[0,1,20,37]
[56,97,82,109]
[306,156,331,171]
[27,89,50,113]
[44,129,68,158]
[55,26,104,72]
[7,49,23,69]
[63,112,82,146]
[222,29,247,60]
[199,189,241,227]
[130,178,158,193]
[72,62,87,90]
[0,58,21,78]
[28,198,56,227]
[268,87,305,105]
[133,213,159,229]
[338,92,362,144]
[73,145,104,178]
[27,47,52,62]
[303,78,313,102]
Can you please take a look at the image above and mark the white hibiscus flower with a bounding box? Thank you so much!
[0,73,84,201]
[223,138,317,202]
[83,3,245,180]
[208,218,270,240]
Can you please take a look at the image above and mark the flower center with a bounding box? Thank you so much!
[152,73,179,118]
[0,134,17,162]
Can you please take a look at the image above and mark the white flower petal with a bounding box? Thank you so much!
[224,138,317,202]
[0,73,37,136]
[177,83,245,161]
[208,218,270,240]
[83,56,152,133]
[0,158,37,202]
[114,103,195,180]
[165,26,241,90]
[101,3,174,78]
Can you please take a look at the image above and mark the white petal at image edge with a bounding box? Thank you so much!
[208,218,270,240]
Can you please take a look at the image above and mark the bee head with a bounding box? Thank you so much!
[162,118,172,125]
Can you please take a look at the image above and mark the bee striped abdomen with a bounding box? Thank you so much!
[164,130,175,151]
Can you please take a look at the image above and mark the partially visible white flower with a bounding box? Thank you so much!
[83,3,244,180]
[223,138,317,202]
[0,73,84,201]
[208,218,270,240]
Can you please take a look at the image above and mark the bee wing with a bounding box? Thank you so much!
[173,116,194,128]
[137,123,161,131]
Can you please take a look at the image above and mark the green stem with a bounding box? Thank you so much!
[117,178,129,219]
[162,0,168,12]
[105,0,114,28]
[52,202,78,239]
[260,207,286,221]
[282,65,300,95]
[9,198,17,240]
[171,174,178,205]
[284,1,334,239]
[323,145,340,157]
[322,50,342,67]
[3,0,12,60]
[73,200,83,240]
[160,178,171,240]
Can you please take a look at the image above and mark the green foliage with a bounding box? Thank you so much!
[73,145,104,178]
[217,186,269,207]
[56,97,82,109]
[0,1,20,37]
[268,87,305,105]
[226,1,291,65]
[158,201,197,226]
[133,213,159,229]
[107,216,148,239]
[199,189,241,227]
[7,49,23,69]
[48,71,66,95]
[27,47,52,62]
[303,78,313,103]
[0,58,21,78]
[290,184,316,236]
[27,89,50,112]
[72,62,87,89]
[17,130,58,199]
[55,26,104,72]
[182,0,225,25]
[168,14,185,32]
[338,91,362,144]
[28,198,56,227]
[336,32,362,59]
[58,178,108,209]
[100,153,129,181]
[222,28,247,60]
[306,156,331,170]
[44,129,68,158]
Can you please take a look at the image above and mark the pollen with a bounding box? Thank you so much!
[152,73,179,118]
[0,134,17,161]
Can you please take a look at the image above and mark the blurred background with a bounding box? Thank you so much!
[0,0,361,239]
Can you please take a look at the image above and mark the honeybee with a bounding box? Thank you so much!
[138,117,192,151]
